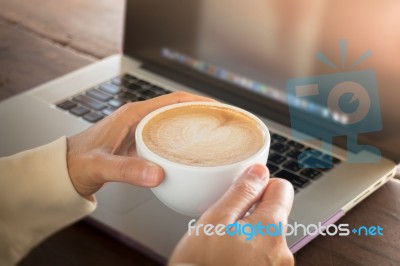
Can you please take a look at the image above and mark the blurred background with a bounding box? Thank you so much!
[0,1,399,265]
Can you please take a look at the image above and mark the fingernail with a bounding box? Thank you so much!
[143,165,160,185]
[247,164,268,180]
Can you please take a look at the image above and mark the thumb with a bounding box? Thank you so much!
[202,164,269,224]
[99,154,164,187]
[245,178,294,226]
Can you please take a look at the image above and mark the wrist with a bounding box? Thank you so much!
[66,136,102,199]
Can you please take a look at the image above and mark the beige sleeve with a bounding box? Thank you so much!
[0,137,97,265]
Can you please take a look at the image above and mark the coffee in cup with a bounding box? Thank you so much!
[135,102,270,217]
[142,104,265,167]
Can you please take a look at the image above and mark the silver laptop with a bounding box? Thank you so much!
[0,0,398,262]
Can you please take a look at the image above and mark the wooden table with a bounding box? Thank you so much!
[1,1,399,265]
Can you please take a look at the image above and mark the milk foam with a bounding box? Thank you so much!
[142,105,265,166]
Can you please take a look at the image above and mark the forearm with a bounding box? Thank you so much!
[0,137,96,265]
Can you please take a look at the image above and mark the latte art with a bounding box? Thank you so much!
[142,105,265,166]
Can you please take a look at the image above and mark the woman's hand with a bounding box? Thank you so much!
[67,92,214,197]
[169,164,295,266]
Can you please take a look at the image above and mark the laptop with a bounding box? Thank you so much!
[0,0,398,262]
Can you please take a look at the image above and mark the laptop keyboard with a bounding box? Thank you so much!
[56,73,341,192]
[56,74,171,123]
[267,132,341,193]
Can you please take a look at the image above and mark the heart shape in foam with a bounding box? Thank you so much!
[143,105,265,166]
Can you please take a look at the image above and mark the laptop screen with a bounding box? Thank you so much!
[124,0,400,163]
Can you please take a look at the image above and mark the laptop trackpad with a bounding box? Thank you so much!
[95,183,154,215]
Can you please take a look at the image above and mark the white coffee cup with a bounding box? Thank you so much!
[135,102,270,217]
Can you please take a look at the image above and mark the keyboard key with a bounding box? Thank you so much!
[73,95,107,110]
[287,140,304,149]
[267,163,280,174]
[138,96,150,101]
[271,133,287,143]
[322,154,341,164]
[275,170,310,188]
[122,74,139,84]
[137,79,151,87]
[152,86,170,95]
[83,112,104,123]
[99,83,122,95]
[300,169,322,180]
[268,153,287,165]
[70,105,90,116]
[283,160,301,172]
[111,76,132,87]
[304,148,322,157]
[139,88,157,97]
[102,107,116,116]
[286,150,305,161]
[87,89,113,102]
[127,83,142,91]
[120,91,140,102]
[108,98,126,108]
[57,100,76,110]
[271,142,291,153]
[301,156,332,169]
